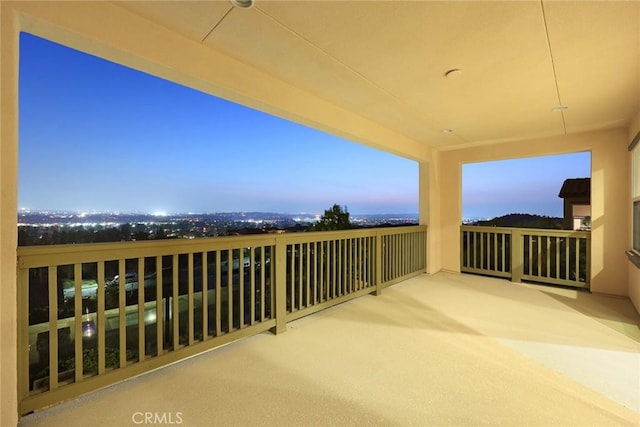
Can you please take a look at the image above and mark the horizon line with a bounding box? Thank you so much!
[17,209,420,217]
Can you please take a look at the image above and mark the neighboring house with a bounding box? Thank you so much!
[558,178,591,230]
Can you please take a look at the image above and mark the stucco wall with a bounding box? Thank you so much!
[420,151,444,274]
[629,112,640,312]
[435,128,630,297]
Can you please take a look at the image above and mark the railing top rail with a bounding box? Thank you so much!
[460,224,590,238]
[17,234,278,268]
[274,227,379,245]
[375,224,427,235]
[278,225,426,244]
[18,225,427,268]
[520,228,591,238]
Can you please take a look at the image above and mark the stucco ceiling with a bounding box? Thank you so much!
[118,1,640,149]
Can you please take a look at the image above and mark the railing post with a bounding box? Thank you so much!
[17,267,30,412]
[585,233,591,286]
[460,228,465,272]
[271,236,287,334]
[511,229,523,283]
[373,230,382,295]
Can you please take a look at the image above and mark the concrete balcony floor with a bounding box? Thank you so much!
[19,272,640,426]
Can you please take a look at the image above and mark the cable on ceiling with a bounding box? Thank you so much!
[201,6,234,43]
[540,0,567,134]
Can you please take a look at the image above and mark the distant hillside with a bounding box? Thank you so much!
[470,213,562,229]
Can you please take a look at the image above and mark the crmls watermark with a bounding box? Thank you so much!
[131,412,184,425]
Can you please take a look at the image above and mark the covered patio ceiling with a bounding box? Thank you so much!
[117,0,640,149]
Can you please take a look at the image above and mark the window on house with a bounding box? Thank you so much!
[572,204,591,231]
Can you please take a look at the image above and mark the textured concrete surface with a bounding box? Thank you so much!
[19,272,640,426]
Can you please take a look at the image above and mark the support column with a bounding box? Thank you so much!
[0,3,20,425]
[419,154,442,274]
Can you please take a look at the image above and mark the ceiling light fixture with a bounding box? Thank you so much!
[230,0,254,9]
[442,129,453,133]
[552,105,568,112]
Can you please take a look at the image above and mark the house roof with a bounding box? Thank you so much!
[558,178,591,199]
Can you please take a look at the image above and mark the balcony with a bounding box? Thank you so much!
[2,2,640,425]
[18,270,639,426]
[17,226,426,415]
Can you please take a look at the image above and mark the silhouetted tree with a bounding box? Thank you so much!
[119,224,132,241]
[311,204,352,231]
[154,226,167,239]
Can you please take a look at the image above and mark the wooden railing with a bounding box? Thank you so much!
[17,225,426,414]
[460,225,590,288]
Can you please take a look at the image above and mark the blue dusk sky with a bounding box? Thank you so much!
[463,152,591,219]
[18,33,589,218]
